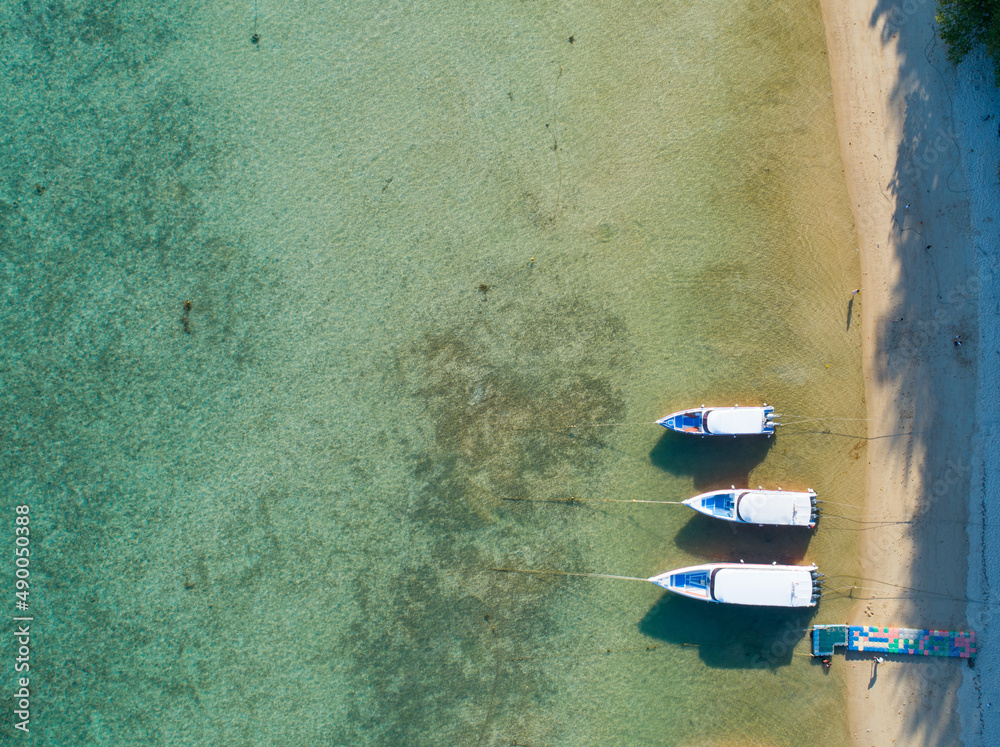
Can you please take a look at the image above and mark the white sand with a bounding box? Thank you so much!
[820,0,997,744]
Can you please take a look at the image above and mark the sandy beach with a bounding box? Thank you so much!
[820,1,1000,744]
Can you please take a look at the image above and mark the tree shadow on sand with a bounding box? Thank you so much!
[639,593,817,669]
[851,0,979,742]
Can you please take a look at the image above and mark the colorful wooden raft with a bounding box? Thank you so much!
[811,624,976,659]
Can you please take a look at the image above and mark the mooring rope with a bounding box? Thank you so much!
[779,416,873,425]
[567,421,660,428]
[823,514,1000,529]
[490,568,649,582]
[506,421,659,432]
[827,575,960,599]
[823,514,915,523]
[499,411,974,433]
[491,570,1000,607]
[502,496,685,506]
[827,584,1000,606]
[502,497,1000,529]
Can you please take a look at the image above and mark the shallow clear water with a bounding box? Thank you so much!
[1,0,864,743]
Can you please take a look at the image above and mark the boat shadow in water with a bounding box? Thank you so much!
[672,514,812,565]
[638,593,817,669]
[649,431,773,491]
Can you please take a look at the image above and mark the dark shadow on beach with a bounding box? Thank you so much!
[857,1,978,742]
[843,650,907,689]
[673,514,812,564]
[639,593,817,669]
[868,657,881,688]
[847,295,856,331]
[649,431,773,491]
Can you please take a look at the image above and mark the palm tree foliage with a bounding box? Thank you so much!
[937,0,1000,83]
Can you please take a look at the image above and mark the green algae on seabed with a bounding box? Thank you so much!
[1,0,862,744]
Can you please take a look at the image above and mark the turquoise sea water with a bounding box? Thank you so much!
[2,0,865,744]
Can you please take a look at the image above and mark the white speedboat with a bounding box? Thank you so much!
[650,562,821,607]
[657,404,777,437]
[684,487,818,528]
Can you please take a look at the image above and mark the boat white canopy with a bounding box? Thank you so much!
[650,562,820,607]
[683,488,817,527]
[704,407,769,435]
[711,566,816,607]
[736,490,815,527]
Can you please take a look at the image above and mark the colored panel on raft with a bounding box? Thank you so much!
[812,625,976,659]
[843,626,977,658]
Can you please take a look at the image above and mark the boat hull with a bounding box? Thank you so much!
[650,562,821,607]
[683,488,818,527]
[657,405,776,436]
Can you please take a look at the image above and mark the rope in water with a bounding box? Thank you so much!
[566,421,660,428]
[507,414,876,432]
[507,421,659,432]
[503,497,1000,529]
[501,411,1000,432]
[503,497,929,523]
[492,569,1000,607]
[490,568,649,582]
[503,496,685,505]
